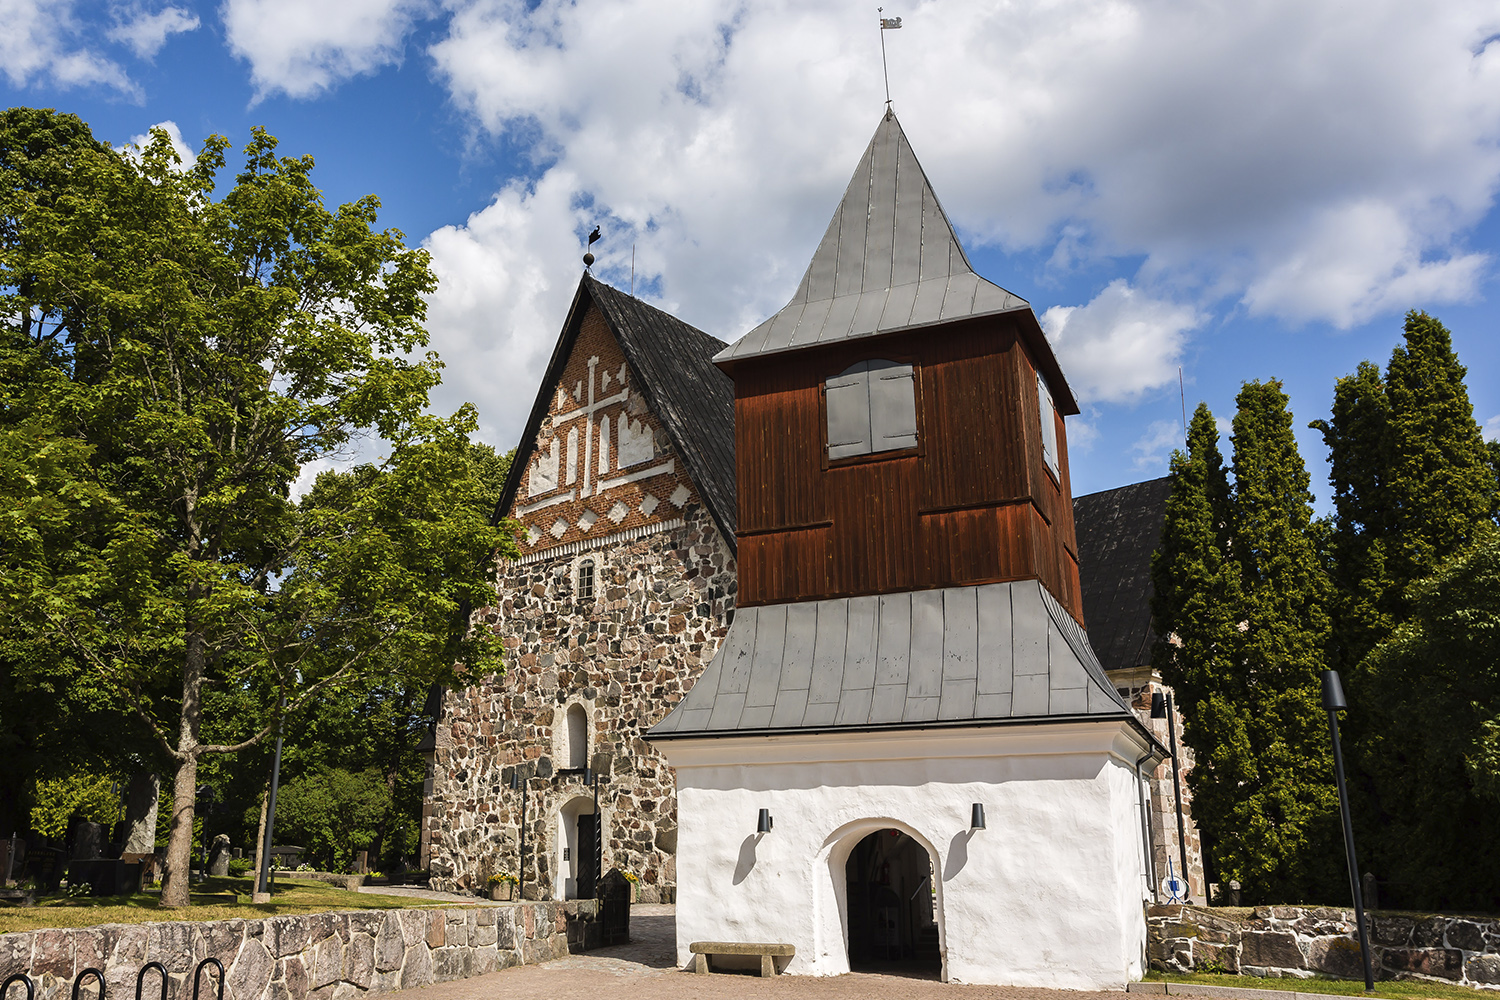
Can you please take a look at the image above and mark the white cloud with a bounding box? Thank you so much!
[411,0,1500,448]
[1040,280,1200,405]
[0,0,137,96]
[1484,415,1500,442]
[108,5,200,60]
[119,121,198,170]
[222,0,433,100]
[1131,420,1187,472]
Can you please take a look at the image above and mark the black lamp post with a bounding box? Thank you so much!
[509,767,529,899]
[1322,670,1374,992]
[1150,691,1191,902]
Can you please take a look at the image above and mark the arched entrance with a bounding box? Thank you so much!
[555,795,599,900]
[844,829,940,976]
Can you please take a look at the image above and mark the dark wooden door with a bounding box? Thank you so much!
[577,813,599,898]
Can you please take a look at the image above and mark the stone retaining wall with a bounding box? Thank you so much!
[1148,904,1500,989]
[0,902,602,1000]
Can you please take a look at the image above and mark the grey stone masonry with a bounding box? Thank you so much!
[1148,904,1500,989]
[0,902,603,1000]
[426,502,735,901]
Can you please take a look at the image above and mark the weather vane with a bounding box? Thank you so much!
[583,226,601,270]
[878,8,902,112]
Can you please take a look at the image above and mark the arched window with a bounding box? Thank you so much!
[577,559,595,601]
[566,704,588,770]
[826,359,917,460]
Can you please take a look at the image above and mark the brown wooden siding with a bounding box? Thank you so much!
[730,314,1085,623]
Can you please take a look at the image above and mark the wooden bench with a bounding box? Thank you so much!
[688,941,795,977]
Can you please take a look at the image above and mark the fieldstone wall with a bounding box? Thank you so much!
[0,902,601,1000]
[1148,904,1500,989]
[425,501,735,901]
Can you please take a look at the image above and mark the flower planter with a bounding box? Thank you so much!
[489,882,516,901]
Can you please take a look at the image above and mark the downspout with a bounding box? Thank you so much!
[1135,751,1158,903]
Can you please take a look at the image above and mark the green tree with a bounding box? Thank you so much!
[271,767,394,872]
[1151,404,1244,889]
[1221,380,1339,901]
[0,108,514,906]
[1312,312,1497,672]
[1356,527,1500,910]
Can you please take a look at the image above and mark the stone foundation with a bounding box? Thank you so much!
[1148,904,1500,989]
[0,902,602,1000]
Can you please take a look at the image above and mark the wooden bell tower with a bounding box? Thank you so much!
[713,111,1085,623]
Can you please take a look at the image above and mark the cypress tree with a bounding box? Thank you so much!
[1309,362,1395,672]
[1224,381,1339,901]
[1383,311,1497,582]
[1150,404,1243,895]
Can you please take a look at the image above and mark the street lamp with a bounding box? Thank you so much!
[1150,691,1191,902]
[509,767,530,899]
[1322,670,1374,992]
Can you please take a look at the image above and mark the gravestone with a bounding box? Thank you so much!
[72,822,104,860]
[122,774,160,855]
[208,834,232,876]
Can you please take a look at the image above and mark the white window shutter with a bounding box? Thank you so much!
[1037,372,1059,477]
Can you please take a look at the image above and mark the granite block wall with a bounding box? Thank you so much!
[0,903,600,1000]
[1148,904,1500,988]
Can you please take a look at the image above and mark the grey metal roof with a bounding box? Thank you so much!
[1073,477,1172,673]
[714,110,1029,365]
[647,580,1133,739]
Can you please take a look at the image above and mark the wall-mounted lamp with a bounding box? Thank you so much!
[970,803,986,830]
[757,808,773,834]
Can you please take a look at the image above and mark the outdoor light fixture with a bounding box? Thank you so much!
[970,803,986,830]
[1323,670,1374,992]
[1150,690,1191,903]
[757,808,773,834]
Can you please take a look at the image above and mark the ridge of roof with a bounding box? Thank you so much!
[1072,476,1173,673]
[714,111,1028,362]
[493,274,738,550]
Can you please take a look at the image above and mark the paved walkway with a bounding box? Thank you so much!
[356,884,497,904]
[381,904,1127,1000]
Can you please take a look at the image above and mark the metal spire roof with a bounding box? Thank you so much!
[715,110,1029,364]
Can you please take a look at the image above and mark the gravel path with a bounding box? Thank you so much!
[355,884,498,904]
[378,904,1126,1000]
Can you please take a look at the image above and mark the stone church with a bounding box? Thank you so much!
[421,113,1203,925]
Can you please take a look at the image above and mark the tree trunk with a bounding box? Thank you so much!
[160,629,208,908]
[252,785,268,881]
[160,752,198,906]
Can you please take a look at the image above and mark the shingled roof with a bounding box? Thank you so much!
[494,273,738,548]
[1072,477,1173,673]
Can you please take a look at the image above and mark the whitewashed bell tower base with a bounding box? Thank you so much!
[657,722,1156,989]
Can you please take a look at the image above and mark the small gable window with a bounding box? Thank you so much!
[577,559,595,601]
[826,359,918,460]
[1037,372,1060,479]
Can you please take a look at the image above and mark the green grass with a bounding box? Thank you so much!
[1146,971,1491,1000]
[0,877,469,934]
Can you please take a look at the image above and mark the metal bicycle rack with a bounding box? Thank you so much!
[2,974,35,1000]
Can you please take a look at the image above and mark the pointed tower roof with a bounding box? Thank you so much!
[715,110,1030,365]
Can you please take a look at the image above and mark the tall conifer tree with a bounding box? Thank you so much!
[1310,361,1395,672]
[1383,311,1497,581]
[1151,404,1242,892]
[1223,380,1339,901]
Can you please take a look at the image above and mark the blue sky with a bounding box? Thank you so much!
[5,0,1499,510]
